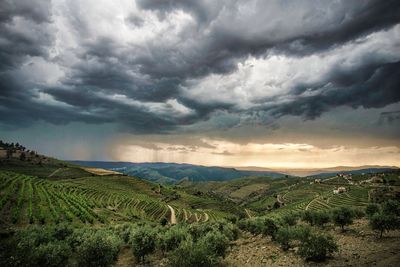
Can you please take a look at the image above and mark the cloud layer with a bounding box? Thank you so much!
[1,0,399,138]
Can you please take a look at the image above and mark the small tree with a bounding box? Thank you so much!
[298,233,338,262]
[199,231,229,258]
[276,227,294,251]
[281,212,298,226]
[262,218,279,240]
[168,238,213,267]
[302,210,314,226]
[369,212,399,238]
[77,231,121,267]
[130,226,156,263]
[158,225,189,252]
[313,211,331,228]
[365,203,380,217]
[331,207,354,231]
[382,200,400,216]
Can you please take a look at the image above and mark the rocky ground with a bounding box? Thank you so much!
[113,219,400,267]
[224,219,400,267]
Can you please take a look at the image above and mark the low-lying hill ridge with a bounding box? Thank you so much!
[69,161,286,184]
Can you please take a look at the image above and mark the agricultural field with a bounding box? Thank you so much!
[0,170,239,228]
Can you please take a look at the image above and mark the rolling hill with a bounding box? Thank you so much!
[69,161,286,184]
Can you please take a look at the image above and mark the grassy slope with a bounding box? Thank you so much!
[0,157,242,227]
[184,171,400,216]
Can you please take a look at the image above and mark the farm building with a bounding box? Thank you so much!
[333,187,347,194]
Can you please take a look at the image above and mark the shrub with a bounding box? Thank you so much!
[130,226,157,263]
[159,225,189,252]
[262,218,279,240]
[76,230,121,267]
[33,241,71,267]
[331,207,354,231]
[53,223,74,241]
[281,212,298,226]
[353,208,365,219]
[302,210,315,225]
[189,220,238,242]
[369,212,400,238]
[365,203,380,217]
[275,227,294,251]
[302,211,330,227]
[298,233,338,262]
[382,200,400,216]
[13,227,72,267]
[199,231,229,258]
[113,223,134,243]
[313,211,331,227]
[168,239,212,267]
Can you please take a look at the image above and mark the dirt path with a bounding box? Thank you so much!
[245,208,253,218]
[167,205,176,224]
[183,209,188,221]
[114,246,135,267]
[48,168,62,178]
[203,212,209,222]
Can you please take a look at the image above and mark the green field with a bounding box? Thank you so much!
[0,167,246,228]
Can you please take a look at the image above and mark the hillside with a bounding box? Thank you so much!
[0,143,243,227]
[184,170,400,216]
[236,165,399,177]
[69,161,285,184]
[1,142,400,267]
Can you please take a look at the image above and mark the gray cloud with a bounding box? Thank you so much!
[0,0,399,135]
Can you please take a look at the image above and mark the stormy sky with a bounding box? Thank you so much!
[1,0,400,168]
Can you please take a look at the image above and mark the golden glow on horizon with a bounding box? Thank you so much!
[110,139,400,168]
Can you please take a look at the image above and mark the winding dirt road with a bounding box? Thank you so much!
[167,205,177,224]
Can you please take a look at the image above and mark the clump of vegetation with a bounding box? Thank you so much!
[302,210,330,227]
[130,225,157,263]
[365,203,381,217]
[238,217,279,240]
[298,232,338,261]
[168,230,229,267]
[76,230,121,267]
[281,212,299,226]
[331,207,354,231]
[368,200,400,238]
[275,227,295,251]
[158,225,189,252]
[199,230,229,258]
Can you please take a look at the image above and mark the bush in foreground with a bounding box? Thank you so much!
[331,207,354,231]
[158,225,189,252]
[298,232,338,262]
[130,225,157,263]
[168,230,229,267]
[76,230,121,267]
[369,212,400,238]
[168,238,212,267]
[365,203,380,217]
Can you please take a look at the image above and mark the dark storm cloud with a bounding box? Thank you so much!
[379,111,400,125]
[270,62,400,119]
[0,0,400,133]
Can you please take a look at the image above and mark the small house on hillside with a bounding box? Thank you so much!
[333,187,347,194]
[314,179,321,184]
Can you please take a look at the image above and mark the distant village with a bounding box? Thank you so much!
[0,140,39,160]
[309,172,395,195]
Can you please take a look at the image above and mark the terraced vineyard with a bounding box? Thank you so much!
[0,171,226,226]
[268,181,370,215]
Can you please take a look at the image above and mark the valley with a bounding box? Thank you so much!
[0,142,399,267]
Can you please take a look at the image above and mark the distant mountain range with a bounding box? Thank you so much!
[69,161,398,184]
[69,161,286,184]
[235,165,399,177]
